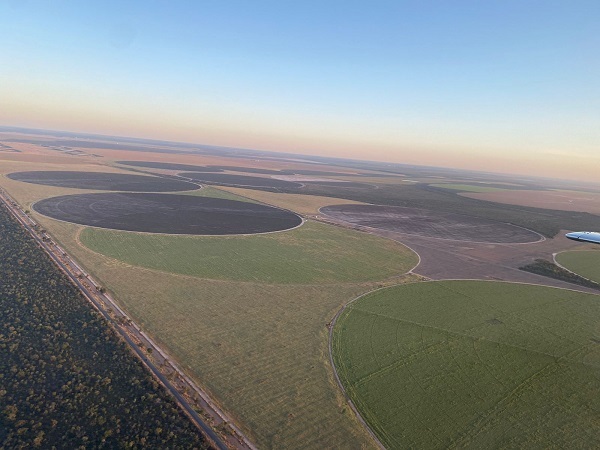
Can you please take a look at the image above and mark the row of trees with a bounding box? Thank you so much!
[0,203,210,449]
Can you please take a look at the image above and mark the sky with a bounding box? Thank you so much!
[1,1,599,181]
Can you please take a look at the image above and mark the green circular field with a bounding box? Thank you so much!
[556,250,600,284]
[333,281,600,449]
[80,221,418,284]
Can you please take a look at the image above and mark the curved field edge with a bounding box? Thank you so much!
[556,250,600,284]
[28,214,422,449]
[332,280,600,449]
[79,220,419,284]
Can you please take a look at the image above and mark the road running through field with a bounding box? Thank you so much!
[0,188,257,450]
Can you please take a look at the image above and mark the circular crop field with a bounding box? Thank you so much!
[117,161,224,172]
[33,193,302,235]
[321,204,540,243]
[178,172,303,189]
[7,171,198,192]
[333,281,600,449]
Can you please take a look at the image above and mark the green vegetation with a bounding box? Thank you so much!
[333,281,600,449]
[36,216,420,449]
[520,258,600,289]
[429,183,507,193]
[0,204,208,449]
[80,221,418,284]
[556,250,600,283]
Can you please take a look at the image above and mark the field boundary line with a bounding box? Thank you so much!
[553,250,600,286]
[328,285,399,450]
[30,196,306,238]
[317,204,545,245]
[328,278,600,449]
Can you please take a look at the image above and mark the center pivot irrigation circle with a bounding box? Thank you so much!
[33,193,303,235]
[321,204,541,243]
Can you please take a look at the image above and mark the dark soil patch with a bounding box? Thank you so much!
[7,171,198,192]
[33,193,302,235]
[179,172,303,189]
[287,169,361,176]
[321,204,541,243]
[301,181,372,189]
[520,259,600,290]
[207,166,287,175]
[117,161,224,172]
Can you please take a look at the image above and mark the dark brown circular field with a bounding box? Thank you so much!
[33,193,302,235]
[178,172,303,189]
[321,204,541,243]
[7,171,198,192]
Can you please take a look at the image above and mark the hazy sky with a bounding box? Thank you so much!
[1,1,598,181]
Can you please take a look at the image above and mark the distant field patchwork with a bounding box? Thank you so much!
[333,281,600,449]
[80,220,418,283]
[429,183,508,193]
[556,250,600,283]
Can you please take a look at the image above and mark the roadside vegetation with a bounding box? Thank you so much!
[520,258,600,289]
[333,280,600,449]
[0,203,208,449]
[556,250,600,284]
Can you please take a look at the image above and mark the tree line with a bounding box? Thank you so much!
[0,203,210,449]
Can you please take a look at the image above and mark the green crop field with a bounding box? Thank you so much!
[556,250,600,283]
[32,214,420,450]
[333,280,600,449]
[79,220,418,284]
[429,183,508,193]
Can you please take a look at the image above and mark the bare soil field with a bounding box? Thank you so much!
[321,204,541,243]
[8,170,198,192]
[302,180,373,189]
[179,172,303,189]
[208,165,288,175]
[462,189,600,214]
[118,160,224,172]
[215,186,365,215]
[34,193,302,235]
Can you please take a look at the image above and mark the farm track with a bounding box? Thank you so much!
[0,187,256,450]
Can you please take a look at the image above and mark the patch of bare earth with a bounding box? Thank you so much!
[462,189,600,214]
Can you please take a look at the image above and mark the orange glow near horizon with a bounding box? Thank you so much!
[1,92,598,184]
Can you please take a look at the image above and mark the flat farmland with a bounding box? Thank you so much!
[556,250,600,283]
[8,170,198,191]
[429,183,509,193]
[462,189,600,214]
[117,160,224,172]
[80,220,418,283]
[180,172,303,189]
[34,192,302,235]
[213,186,365,215]
[34,217,419,449]
[183,185,260,203]
[322,204,541,243]
[333,281,600,449]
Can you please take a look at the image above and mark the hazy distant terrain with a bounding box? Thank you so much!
[2,129,600,449]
